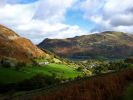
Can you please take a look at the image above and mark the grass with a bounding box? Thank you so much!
[22,63,82,79]
[0,63,82,84]
[0,68,33,84]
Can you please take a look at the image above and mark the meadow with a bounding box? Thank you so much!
[0,63,82,84]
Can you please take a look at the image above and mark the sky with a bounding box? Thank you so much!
[0,0,133,44]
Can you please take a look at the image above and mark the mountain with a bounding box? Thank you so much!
[0,25,46,62]
[38,31,133,60]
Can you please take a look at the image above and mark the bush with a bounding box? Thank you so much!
[92,63,109,74]
[76,66,83,71]
[0,57,18,68]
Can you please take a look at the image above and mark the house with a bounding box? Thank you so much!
[38,62,49,65]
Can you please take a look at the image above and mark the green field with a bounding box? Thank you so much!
[0,63,82,84]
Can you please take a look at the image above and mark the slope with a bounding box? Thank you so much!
[0,25,46,62]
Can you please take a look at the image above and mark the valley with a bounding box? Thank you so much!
[0,25,133,100]
[0,0,133,99]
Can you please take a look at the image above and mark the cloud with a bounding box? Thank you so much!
[103,0,133,15]
[113,26,133,33]
[103,0,133,27]
[110,14,133,26]
[34,0,76,23]
[0,2,38,25]
[0,0,133,44]
[77,0,105,19]
[0,0,86,44]
[0,0,6,7]
[15,20,87,44]
[77,0,133,33]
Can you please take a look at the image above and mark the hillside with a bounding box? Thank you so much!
[39,31,133,60]
[0,25,46,62]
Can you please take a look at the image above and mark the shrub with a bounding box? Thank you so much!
[0,57,18,68]
[76,66,83,71]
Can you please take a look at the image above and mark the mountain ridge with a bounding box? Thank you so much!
[39,31,133,60]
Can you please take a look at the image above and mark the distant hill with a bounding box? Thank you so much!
[0,25,46,62]
[39,31,133,60]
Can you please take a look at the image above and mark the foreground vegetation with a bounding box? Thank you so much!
[1,68,133,100]
[0,56,133,100]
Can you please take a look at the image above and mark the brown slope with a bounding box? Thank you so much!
[0,25,46,62]
[39,31,133,60]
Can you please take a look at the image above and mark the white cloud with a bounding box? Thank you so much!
[104,0,133,15]
[78,0,133,33]
[15,20,87,44]
[1,0,133,44]
[34,0,76,23]
[0,0,86,44]
[78,0,105,19]
[113,26,133,33]
[0,3,38,25]
[103,0,133,32]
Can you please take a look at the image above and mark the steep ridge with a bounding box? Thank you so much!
[0,25,46,62]
[39,31,133,60]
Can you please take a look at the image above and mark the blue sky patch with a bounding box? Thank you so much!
[7,0,38,4]
[65,9,95,31]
